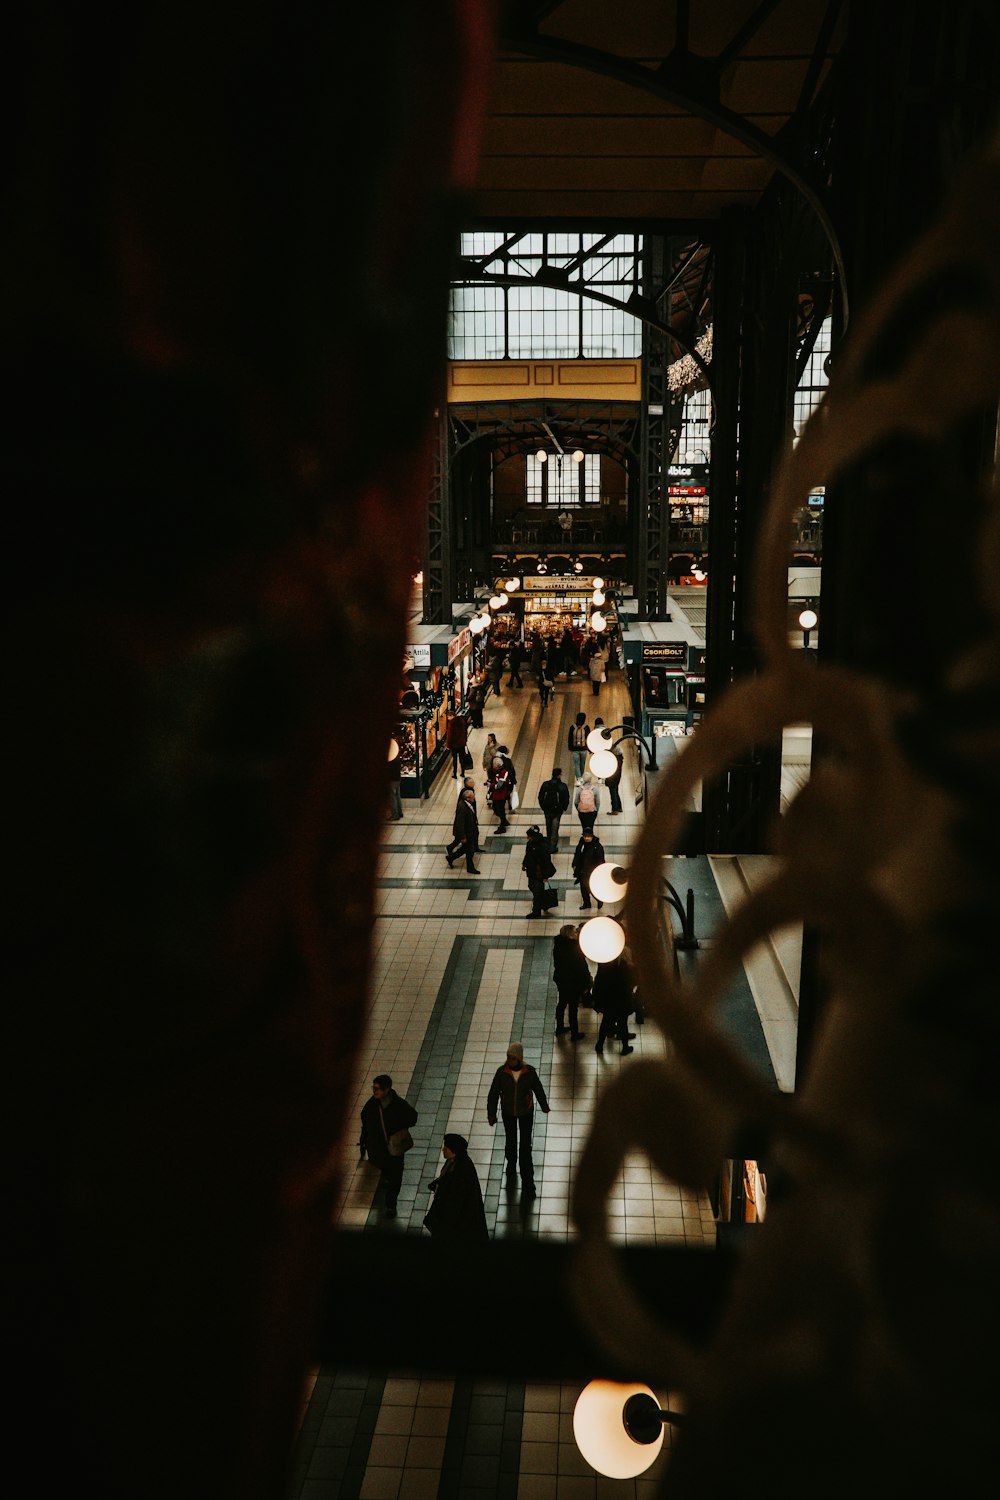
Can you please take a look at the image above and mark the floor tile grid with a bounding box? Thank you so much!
[298,670,717,1498]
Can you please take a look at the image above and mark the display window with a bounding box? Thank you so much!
[395,719,418,777]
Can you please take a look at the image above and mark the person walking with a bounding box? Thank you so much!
[422,1134,489,1241]
[507,637,525,688]
[538,660,553,709]
[521,825,556,918]
[466,674,486,729]
[446,786,481,872]
[552,923,590,1039]
[572,827,606,909]
[574,772,600,835]
[358,1074,419,1218]
[593,950,637,1056]
[481,732,499,776]
[486,649,503,698]
[486,1042,550,1195]
[387,748,404,821]
[497,744,517,791]
[568,711,590,779]
[444,708,469,778]
[605,741,624,814]
[588,647,607,697]
[487,754,514,833]
[538,766,570,851]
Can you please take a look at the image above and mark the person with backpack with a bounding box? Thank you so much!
[521,825,557,918]
[568,711,590,779]
[538,766,570,851]
[574,771,600,835]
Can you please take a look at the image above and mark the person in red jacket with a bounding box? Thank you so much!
[486,1042,549,1195]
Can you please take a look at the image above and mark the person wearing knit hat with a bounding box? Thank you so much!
[486,1042,550,1196]
[423,1133,488,1241]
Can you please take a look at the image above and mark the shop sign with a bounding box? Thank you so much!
[642,642,687,666]
[448,628,472,664]
[406,643,431,668]
[519,575,597,592]
[668,485,706,496]
[667,463,709,479]
[688,646,707,672]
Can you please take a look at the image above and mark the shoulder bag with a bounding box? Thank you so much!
[380,1109,414,1158]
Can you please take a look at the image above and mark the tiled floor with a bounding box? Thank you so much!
[287,665,771,1500]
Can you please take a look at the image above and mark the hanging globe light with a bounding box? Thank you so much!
[586,725,612,752]
[573,1381,667,1479]
[592,576,605,590]
[589,748,618,779]
[579,916,625,963]
[572,449,584,463]
[592,588,606,606]
[591,610,607,632]
[573,560,584,573]
[536,449,548,463]
[497,591,509,607]
[798,608,818,631]
[489,594,503,610]
[506,576,520,592]
[589,863,629,904]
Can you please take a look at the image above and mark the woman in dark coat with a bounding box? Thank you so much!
[423,1134,489,1241]
[551,924,590,1039]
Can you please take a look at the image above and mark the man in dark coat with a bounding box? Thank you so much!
[486,1042,550,1195]
[521,825,556,918]
[538,765,570,851]
[444,709,469,777]
[358,1074,419,1218]
[551,923,590,1039]
[593,953,637,1056]
[506,638,525,688]
[446,786,481,872]
[572,828,606,910]
[422,1134,489,1241]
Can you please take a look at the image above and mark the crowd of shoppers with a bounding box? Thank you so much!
[364,620,647,1237]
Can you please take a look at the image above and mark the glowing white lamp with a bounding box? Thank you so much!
[589,748,617,779]
[573,1381,664,1478]
[592,576,605,590]
[589,863,628,904]
[387,737,400,762]
[497,591,509,607]
[798,608,818,631]
[578,916,625,964]
[489,594,503,611]
[572,449,585,463]
[573,560,584,573]
[506,576,521,592]
[586,725,612,752]
[591,610,607,632]
[592,588,606,606]
[536,449,548,463]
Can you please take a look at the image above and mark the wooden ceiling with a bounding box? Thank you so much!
[471,0,848,224]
